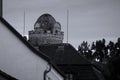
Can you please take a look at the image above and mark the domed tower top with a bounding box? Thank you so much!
[34,13,56,31]
[29,13,64,46]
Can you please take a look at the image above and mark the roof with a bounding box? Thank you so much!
[0,17,65,78]
[39,43,104,80]
[39,43,90,65]
[92,62,110,80]
[0,70,17,80]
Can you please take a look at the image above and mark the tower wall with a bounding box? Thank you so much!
[29,30,64,46]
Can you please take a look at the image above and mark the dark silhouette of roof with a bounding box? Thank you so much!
[39,43,90,65]
[0,17,65,78]
[108,55,120,80]
[39,43,105,80]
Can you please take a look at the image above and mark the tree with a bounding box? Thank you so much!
[115,37,120,56]
[78,41,92,60]
[107,41,115,58]
[92,39,107,62]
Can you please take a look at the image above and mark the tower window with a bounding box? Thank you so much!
[55,30,58,34]
[44,30,47,33]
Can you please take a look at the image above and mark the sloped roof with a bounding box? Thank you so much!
[0,17,65,78]
[39,43,103,80]
[39,43,90,65]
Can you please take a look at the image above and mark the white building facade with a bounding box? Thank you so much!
[0,17,64,80]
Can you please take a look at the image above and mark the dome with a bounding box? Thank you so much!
[54,22,61,30]
[34,13,56,31]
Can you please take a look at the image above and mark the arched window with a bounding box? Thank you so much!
[55,30,58,34]
[44,30,47,33]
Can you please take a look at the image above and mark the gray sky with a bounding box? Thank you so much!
[3,0,120,49]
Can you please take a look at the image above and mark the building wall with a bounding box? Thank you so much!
[0,21,64,80]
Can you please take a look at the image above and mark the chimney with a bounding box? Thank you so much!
[0,0,2,17]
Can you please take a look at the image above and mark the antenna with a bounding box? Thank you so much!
[67,9,69,43]
[23,11,25,36]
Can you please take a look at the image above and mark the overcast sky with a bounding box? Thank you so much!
[3,0,120,49]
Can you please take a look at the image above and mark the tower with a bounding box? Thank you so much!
[28,13,64,47]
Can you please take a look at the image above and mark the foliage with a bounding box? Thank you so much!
[78,38,120,63]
